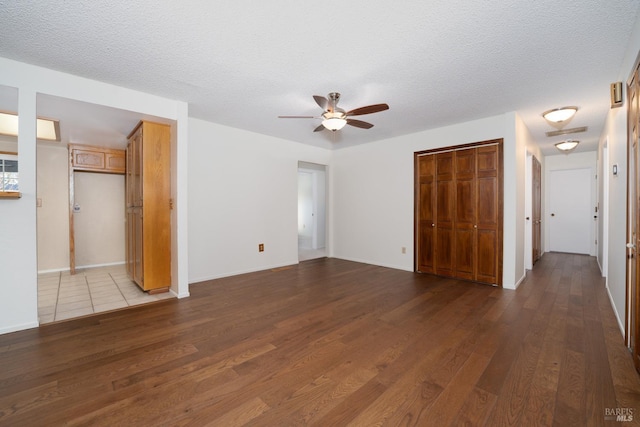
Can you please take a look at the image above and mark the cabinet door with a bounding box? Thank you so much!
[105,151,125,173]
[131,129,143,206]
[435,152,455,277]
[454,148,476,280]
[126,210,135,278]
[126,144,134,208]
[475,145,500,284]
[417,155,435,273]
[73,148,105,170]
[133,207,144,287]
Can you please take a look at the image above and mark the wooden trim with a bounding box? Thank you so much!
[0,150,17,156]
[0,191,21,199]
[413,152,420,272]
[69,147,75,275]
[415,139,502,156]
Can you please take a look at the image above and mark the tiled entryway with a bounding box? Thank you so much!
[38,265,174,324]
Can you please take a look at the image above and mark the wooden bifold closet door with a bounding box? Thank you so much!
[415,140,503,286]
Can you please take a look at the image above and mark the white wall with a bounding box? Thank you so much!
[600,107,627,334]
[36,145,70,271]
[0,57,189,334]
[598,15,640,334]
[331,113,525,288]
[187,118,331,283]
[0,88,39,333]
[74,172,125,268]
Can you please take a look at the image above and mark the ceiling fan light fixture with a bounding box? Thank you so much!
[322,117,347,131]
[542,106,578,123]
[555,140,579,152]
[321,111,347,131]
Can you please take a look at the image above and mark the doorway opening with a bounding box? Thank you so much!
[35,94,175,324]
[297,161,327,262]
[548,167,593,254]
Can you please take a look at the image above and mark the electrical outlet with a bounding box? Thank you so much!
[259,243,264,252]
[402,247,406,254]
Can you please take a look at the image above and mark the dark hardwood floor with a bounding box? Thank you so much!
[0,253,639,426]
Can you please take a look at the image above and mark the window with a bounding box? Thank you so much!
[0,154,18,192]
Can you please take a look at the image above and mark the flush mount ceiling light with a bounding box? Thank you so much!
[555,140,579,152]
[542,106,578,123]
[321,111,347,131]
[0,111,60,141]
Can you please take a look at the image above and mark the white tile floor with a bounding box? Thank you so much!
[38,264,174,324]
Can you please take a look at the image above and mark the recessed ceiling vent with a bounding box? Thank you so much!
[545,126,588,137]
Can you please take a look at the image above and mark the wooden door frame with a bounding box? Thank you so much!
[414,138,504,286]
[68,144,126,275]
[626,53,640,372]
[532,155,542,265]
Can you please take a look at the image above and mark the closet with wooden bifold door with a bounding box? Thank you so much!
[414,139,503,286]
[125,120,171,293]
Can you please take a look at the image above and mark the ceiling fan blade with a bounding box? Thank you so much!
[278,115,316,118]
[346,119,374,129]
[313,124,325,132]
[346,103,389,116]
[313,95,329,111]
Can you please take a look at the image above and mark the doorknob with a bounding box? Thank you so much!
[627,243,636,249]
[431,223,435,227]
[551,213,555,216]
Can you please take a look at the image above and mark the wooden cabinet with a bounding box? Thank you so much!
[415,140,503,286]
[70,144,125,174]
[125,121,171,293]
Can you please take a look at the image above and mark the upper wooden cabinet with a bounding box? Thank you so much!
[70,144,126,174]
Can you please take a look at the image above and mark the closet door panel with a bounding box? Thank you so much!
[418,181,435,272]
[417,155,435,273]
[454,149,476,279]
[455,229,474,279]
[477,176,498,225]
[435,180,454,276]
[476,229,497,283]
[476,145,500,284]
[436,227,454,275]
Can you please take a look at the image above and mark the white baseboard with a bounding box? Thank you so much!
[189,260,300,284]
[38,261,125,275]
[605,278,625,337]
[329,255,413,272]
[0,321,39,335]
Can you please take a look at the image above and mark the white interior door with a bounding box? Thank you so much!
[549,168,592,254]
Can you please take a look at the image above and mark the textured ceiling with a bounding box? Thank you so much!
[0,1,639,153]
